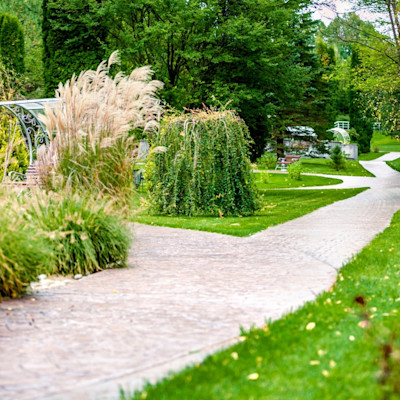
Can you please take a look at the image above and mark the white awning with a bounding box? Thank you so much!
[327,127,350,144]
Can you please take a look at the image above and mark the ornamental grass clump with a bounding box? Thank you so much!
[37,51,163,199]
[25,192,131,276]
[147,109,259,216]
[0,195,54,299]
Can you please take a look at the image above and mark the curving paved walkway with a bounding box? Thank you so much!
[1,153,400,400]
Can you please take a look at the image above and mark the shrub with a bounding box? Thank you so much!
[147,109,259,216]
[24,193,131,276]
[256,152,277,169]
[330,145,346,171]
[37,51,163,200]
[0,195,54,299]
[287,161,302,180]
[0,115,29,180]
[0,13,25,74]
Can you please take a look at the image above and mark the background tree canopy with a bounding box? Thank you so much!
[4,0,400,155]
[96,0,325,158]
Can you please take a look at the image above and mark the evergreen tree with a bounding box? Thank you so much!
[349,46,373,153]
[42,0,106,97]
[0,13,25,74]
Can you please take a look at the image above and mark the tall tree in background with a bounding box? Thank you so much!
[0,0,42,96]
[326,6,400,134]
[42,0,106,97]
[0,13,25,75]
[101,0,316,158]
[349,45,373,152]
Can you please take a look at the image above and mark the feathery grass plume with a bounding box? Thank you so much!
[37,51,163,198]
[22,190,132,276]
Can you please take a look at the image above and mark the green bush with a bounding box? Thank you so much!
[0,115,29,180]
[330,145,346,171]
[287,161,302,180]
[0,13,25,74]
[256,152,277,169]
[0,196,54,299]
[42,0,106,96]
[147,109,259,216]
[25,193,131,276]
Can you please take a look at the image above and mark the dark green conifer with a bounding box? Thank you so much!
[0,13,25,74]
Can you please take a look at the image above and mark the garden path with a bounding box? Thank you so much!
[1,153,400,400]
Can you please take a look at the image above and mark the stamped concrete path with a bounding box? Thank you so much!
[2,153,400,400]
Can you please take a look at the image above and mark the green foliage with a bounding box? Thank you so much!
[330,145,346,171]
[0,193,54,299]
[52,136,135,200]
[349,46,373,153]
[25,193,131,276]
[100,0,317,159]
[42,0,106,96]
[0,0,43,97]
[0,13,25,74]
[0,188,131,298]
[256,153,277,170]
[147,109,259,217]
[287,161,302,180]
[0,115,29,180]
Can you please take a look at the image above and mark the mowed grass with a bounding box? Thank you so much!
[371,131,400,152]
[125,210,400,400]
[253,172,342,189]
[300,158,374,177]
[387,157,400,173]
[132,188,366,236]
[358,152,388,161]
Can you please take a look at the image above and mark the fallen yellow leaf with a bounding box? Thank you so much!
[247,373,259,381]
[306,322,316,331]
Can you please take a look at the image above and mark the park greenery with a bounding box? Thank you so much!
[1,0,400,158]
[1,0,400,397]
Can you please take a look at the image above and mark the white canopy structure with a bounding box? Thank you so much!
[327,127,351,144]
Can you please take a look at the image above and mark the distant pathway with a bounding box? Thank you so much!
[1,153,400,400]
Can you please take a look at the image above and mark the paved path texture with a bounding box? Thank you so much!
[2,153,400,400]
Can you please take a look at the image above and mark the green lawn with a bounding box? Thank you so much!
[387,157,400,173]
[299,158,374,177]
[371,131,400,152]
[253,172,342,189]
[132,188,366,236]
[358,152,388,161]
[126,210,400,400]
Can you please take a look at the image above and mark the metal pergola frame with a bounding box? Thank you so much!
[0,98,58,180]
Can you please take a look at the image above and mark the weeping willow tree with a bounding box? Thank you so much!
[147,109,259,217]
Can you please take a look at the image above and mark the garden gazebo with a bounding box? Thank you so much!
[0,98,57,180]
